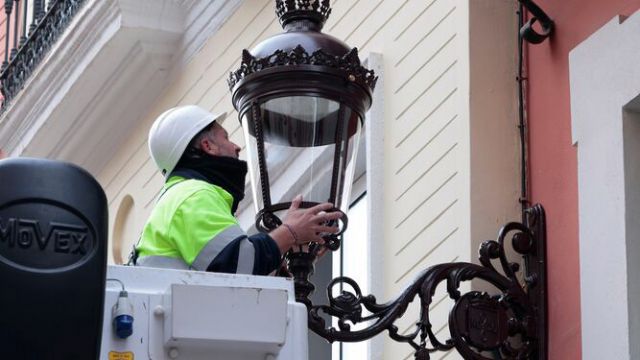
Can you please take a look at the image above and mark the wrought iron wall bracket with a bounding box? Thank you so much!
[289,204,547,360]
[518,0,554,44]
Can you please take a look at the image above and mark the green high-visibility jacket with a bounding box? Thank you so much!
[134,176,281,275]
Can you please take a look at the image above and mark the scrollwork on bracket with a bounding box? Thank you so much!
[293,205,546,360]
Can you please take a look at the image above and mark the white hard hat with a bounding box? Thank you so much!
[148,105,227,178]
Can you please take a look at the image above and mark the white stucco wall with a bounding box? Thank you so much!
[569,12,640,360]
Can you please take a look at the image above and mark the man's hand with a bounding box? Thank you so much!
[269,195,342,254]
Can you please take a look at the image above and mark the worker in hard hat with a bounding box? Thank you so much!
[132,105,341,274]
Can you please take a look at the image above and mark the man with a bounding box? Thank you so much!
[133,105,340,275]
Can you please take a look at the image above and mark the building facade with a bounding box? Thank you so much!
[1,0,638,359]
[525,0,640,359]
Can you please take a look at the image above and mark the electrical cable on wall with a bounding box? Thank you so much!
[518,3,530,221]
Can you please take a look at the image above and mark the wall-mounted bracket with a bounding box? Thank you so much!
[291,205,547,359]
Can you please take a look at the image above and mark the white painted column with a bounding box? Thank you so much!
[570,12,640,360]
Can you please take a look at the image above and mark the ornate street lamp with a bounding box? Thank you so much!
[229,1,550,359]
[228,0,375,304]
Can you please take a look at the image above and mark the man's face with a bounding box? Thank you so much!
[200,123,241,159]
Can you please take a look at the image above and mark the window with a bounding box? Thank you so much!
[332,192,369,360]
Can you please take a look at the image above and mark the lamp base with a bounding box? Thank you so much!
[285,251,316,307]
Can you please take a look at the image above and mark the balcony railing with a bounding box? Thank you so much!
[0,0,86,110]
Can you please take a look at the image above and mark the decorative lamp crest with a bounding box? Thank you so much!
[275,0,332,29]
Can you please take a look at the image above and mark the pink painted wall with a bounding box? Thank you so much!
[0,2,28,94]
[0,1,28,64]
[0,4,6,110]
[526,1,640,358]
[0,4,7,65]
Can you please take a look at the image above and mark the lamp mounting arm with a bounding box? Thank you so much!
[294,205,547,360]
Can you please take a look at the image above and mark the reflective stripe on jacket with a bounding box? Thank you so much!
[135,176,281,275]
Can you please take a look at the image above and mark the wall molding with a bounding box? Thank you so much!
[569,11,640,360]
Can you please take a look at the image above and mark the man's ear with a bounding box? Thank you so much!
[200,135,218,155]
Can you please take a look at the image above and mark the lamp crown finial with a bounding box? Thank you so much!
[275,0,331,30]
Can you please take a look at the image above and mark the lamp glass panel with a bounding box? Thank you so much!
[242,96,361,221]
